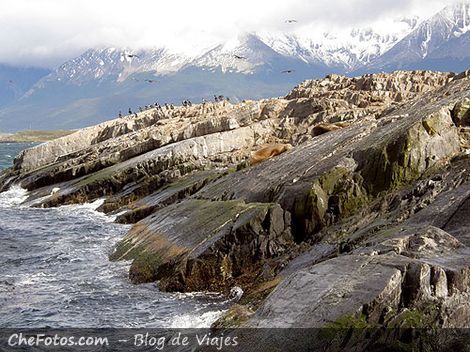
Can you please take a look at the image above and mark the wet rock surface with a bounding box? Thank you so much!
[1,70,469,329]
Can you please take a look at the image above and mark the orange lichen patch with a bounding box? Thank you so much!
[112,222,187,262]
[127,223,188,260]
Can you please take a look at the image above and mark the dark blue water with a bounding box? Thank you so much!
[0,143,227,328]
[0,142,38,169]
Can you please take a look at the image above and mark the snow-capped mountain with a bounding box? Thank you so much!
[191,34,283,74]
[259,16,421,71]
[22,14,423,92]
[1,2,469,132]
[185,15,422,73]
[29,47,189,88]
[0,34,319,131]
[366,1,470,71]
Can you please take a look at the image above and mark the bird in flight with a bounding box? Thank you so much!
[129,77,157,83]
[233,54,247,60]
[285,19,298,23]
[126,54,140,58]
[281,69,295,74]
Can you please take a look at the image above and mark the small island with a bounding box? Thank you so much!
[0,130,73,143]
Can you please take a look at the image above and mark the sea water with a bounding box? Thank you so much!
[0,143,227,328]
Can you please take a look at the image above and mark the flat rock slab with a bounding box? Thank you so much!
[249,249,470,328]
[27,125,265,207]
[114,169,224,223]
[195,121,373,204]
[248,253,405,327]
[111,199,293,291]
[279,242,337,277]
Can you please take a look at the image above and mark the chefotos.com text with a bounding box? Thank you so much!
[8,333,109,347]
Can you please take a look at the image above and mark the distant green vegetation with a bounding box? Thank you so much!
[0,130,73,143]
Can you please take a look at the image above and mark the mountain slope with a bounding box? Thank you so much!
[0,64,50,107]
[259,16,420,71]
[25,47,189,89]
[365,1,470,72]
[0,35,333,131]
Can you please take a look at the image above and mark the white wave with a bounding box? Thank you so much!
[79,198,105,210]
[15,272,57,286]
[172,291,225,300]
[23,194,53,207]
[168,309,227,328]
[107,209,128,222]
[56,198,119,223]
[0,185,124,224]
[0,185,29,207]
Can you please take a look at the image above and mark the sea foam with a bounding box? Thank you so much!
[0,185,29,207]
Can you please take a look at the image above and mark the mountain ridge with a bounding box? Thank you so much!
[0,1,469,131]
[365,1,470,71]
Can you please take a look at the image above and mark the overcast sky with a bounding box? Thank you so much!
[0,0,462,68]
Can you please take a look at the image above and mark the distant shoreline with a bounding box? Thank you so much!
[0,130,73,143]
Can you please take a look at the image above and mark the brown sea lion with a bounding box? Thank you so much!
[312,122,350,136]
[249,143,293,166]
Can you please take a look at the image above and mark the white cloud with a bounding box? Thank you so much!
[0,0,461,68]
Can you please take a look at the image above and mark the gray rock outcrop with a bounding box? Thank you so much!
[1,70,468,334]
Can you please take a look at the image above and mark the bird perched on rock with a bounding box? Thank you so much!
[126,54,140,58]
[229,286,244,301]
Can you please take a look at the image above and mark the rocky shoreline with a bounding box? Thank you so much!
[1,70,469,331]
